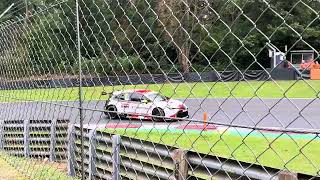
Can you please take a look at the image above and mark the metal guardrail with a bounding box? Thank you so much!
[0,119,69,161]
[0,122,315,179]
[70,126,314,180]
[0,70,299,90]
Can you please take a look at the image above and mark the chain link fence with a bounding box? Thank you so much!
[0,0,319,179]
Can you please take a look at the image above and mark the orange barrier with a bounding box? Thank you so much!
[311,69,320,80]
[312,63,320,69]
[300,61,320,80]
[300,62,319,70]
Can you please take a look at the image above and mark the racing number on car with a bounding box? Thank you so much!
[121,103,129,108]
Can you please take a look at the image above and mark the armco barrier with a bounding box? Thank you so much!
[0,69,299,90]
[69,126,313,180]
[1,119,69,161]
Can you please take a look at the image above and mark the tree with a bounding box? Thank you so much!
[2,0,320,78]
[157,0,213,73]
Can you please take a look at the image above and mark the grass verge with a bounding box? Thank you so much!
[1,80,320,102]
[103,128,320,176]
[0,157,27,180]
[0,152,74,180]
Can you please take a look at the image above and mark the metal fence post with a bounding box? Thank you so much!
[88,129,97,180]
[171,149,188,180]
[49,119,57,161]
[23,119,30,158]
[112,134,121,180]
[0,120,4,149]
[278,171,298,180]
[67,124,75,176]
[75,0,85,178]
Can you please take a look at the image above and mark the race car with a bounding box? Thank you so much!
[102,89,189,121]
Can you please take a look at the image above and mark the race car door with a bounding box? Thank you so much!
[116,93,130,113]
[128,93,150,115]
[127,92,141,114]
[137,95,152,115]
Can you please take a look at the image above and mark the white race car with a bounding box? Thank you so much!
[103,89,189,121]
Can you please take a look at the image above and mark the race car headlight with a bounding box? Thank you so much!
[167,104,186,110]
[178,104,187,110]
[167,104,177,109]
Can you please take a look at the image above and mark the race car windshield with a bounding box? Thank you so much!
[147,93,168,102]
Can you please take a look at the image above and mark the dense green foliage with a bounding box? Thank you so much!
[0,0,320,77]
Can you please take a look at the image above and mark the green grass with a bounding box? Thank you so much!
[103,128,320,176]
[0,152,74,180]
[0,157,27,180]
[1,80,320,102]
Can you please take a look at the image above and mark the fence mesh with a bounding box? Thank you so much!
[0,0,319,179]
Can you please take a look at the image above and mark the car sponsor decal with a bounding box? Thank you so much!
[121,103,129,108]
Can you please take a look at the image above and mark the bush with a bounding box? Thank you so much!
[72,55,148,76]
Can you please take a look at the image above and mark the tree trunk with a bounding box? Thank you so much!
[177,42,190,74]
[157,0,191,73]
[177,0,191,74]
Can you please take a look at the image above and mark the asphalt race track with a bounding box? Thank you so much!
[0,98,319,130]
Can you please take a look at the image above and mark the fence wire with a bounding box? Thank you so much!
[0,0,319,179]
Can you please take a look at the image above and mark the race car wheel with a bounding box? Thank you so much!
[105,105,118,119]
[152,108,165,122]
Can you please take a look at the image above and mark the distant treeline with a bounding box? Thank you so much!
[0,0,319,79]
